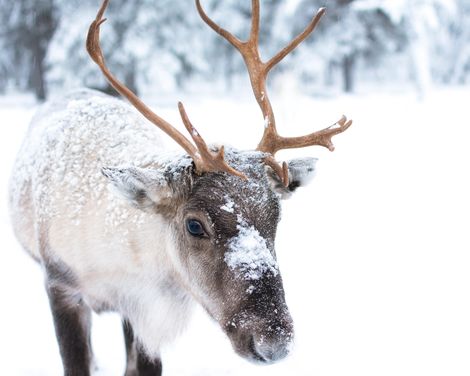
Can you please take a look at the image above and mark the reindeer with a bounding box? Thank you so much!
[8,0,351,375]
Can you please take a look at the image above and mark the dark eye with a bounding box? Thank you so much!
[186,219,206,237]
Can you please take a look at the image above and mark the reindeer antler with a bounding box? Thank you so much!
[87,0,246,180]
[196,0,352,186]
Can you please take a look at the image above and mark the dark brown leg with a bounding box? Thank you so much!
[46,282,93,376]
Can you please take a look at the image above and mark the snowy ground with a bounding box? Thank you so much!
[1,86,470,375]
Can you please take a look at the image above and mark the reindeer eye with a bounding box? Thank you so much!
[186,219,206,237]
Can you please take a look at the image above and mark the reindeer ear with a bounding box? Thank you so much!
[102,166,172,210]
[268,157,318,199]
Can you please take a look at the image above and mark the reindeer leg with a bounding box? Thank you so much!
[123,319,162,376]
[45,262,93,376]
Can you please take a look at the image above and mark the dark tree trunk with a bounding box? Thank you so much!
[342,54,355,93]
[0,69,6,94]
[30,46,47,101]
[174,53,194,89]
[24,0,59,101]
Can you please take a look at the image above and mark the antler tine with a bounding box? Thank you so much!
[87,0,245,179]
[265,8,326,73]
[261,115,353,155]
[249,0,261,44]
[195,0,243,49]
[178,103,247,180]
[265,156,289,187]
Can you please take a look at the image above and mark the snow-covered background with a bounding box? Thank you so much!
[2,0,470,99]
[1,0,470,375]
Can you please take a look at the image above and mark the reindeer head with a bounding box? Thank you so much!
[87,0,351,364]
[102,150,316,362]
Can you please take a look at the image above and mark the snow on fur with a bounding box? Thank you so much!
[220,196,235,213]
[225,217,279,280]
[9,89,190,235]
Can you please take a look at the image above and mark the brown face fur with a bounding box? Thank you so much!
[162,151,294,363]
[105,150,317,363]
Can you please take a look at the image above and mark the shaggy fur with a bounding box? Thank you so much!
[9,89,317,374]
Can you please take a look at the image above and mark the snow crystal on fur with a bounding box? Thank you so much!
[220,196,235,213]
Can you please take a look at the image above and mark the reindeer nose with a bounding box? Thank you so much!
[252,333,292,363]
[251,315,294,363]
[225,313,294,364]
[225,300,294,363]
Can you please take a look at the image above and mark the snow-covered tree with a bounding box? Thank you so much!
[352,0,460,96]
[49,0,215,94]
[48,0,145,95]
[291,0,404,93]
[432,0,470,84]
[0,0,59,99]
[0,0,469,99]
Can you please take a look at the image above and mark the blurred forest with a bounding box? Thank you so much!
[0,0,469,101]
